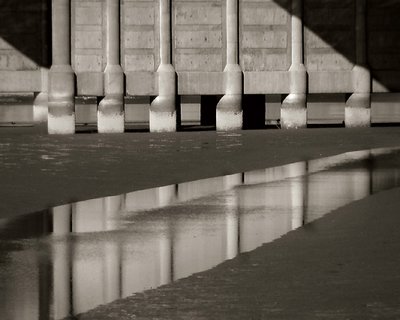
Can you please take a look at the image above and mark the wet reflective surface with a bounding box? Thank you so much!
[1,147,400,319]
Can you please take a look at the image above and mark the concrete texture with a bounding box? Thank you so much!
[1,126,400,319]
[2,0,400,131]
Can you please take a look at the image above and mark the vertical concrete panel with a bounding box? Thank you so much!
[304,0,355,72]
[122,0,159,96]
[72,0,105,96]
[240,0,290,72]
[367,0,400,92]
[173,1,224,72]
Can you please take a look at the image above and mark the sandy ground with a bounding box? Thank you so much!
[1,125,400,319]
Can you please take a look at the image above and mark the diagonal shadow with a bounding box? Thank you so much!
[0,0,399,92]
[271,0,400,92]
[0,0,50,70]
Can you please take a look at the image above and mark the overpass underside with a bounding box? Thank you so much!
[0,0,399,133]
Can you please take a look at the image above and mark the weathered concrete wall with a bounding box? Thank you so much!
[1,0,400,130]
[368,0,400,92]
[0,0,49,92]
[72,0,106,96]
[123,0,159,96]
[304,0,355,93]
[175,0,224,95]
[241,0,291,94]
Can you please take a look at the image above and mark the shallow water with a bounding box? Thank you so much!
[0,147,400,320]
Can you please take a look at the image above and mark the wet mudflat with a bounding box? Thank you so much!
[1,126,400,319]
[1,146,400,319]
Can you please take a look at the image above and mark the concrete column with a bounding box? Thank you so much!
[216,0,243,131]
[98,0,125,133]
[34,4,50,123]
[150,0,176,132]
[281,0,307,129]
[345,0,371,127]
[48,0,75,134]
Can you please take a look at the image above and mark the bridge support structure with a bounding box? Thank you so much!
[216,0,243,131]
[281,0,307,129]
[48,0,75,134]
[345,0,371,127]
[150,0,177,133]
[98,0,125,133]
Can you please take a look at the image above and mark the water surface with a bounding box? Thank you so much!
[1,147,400,319]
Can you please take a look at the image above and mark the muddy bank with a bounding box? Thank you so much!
[1,126,400,219]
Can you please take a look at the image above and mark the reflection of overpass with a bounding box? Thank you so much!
[0,1,400,132]
[1,148,400,319]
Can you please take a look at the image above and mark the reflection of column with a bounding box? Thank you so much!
[98,0,125,133]
[48,0,75,134]
[224,175,240,259]
[159,231,172,285]
[104,242,121,303]
[103,195,122,231]
[216,0,243,131]
[103,195,122,302]
[290,178,305,230]
[52,204,72,235]
[52,204,72,318]
[345,0,371,127]
[281,0,307,129]
[226,202,239,259]
[150,0,176,132]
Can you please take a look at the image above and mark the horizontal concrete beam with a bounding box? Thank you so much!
[0,71,42,92]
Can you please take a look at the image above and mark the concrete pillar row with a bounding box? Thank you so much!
[150,0,177,133]
[48,0,75,134]
[98,0,125,133]
[345,0,371,127]
[216,0,243,131]
[281,0,307,129]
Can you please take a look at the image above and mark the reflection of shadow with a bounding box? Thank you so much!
[1,149,400,319]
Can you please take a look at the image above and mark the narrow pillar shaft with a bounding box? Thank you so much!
[291,0,303,66]
[281,0,307,129]
[216,0,243,131]
[345,0,371,127]
[48,0,75,134]
[52,0,70,66]
[226,0,238,65]
[160,0,171,65]
[107,0,120,66]
[150,0,177,132]
[98,0,125,133]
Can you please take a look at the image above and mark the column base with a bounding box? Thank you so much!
[33,92,48,123]
[98,95,125,133]
[149,110,177,132]
[216,94,243,131]
[150,94,177,132]
[281,94,307,129]
[48,101,75,134]
[345,93,371,128]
